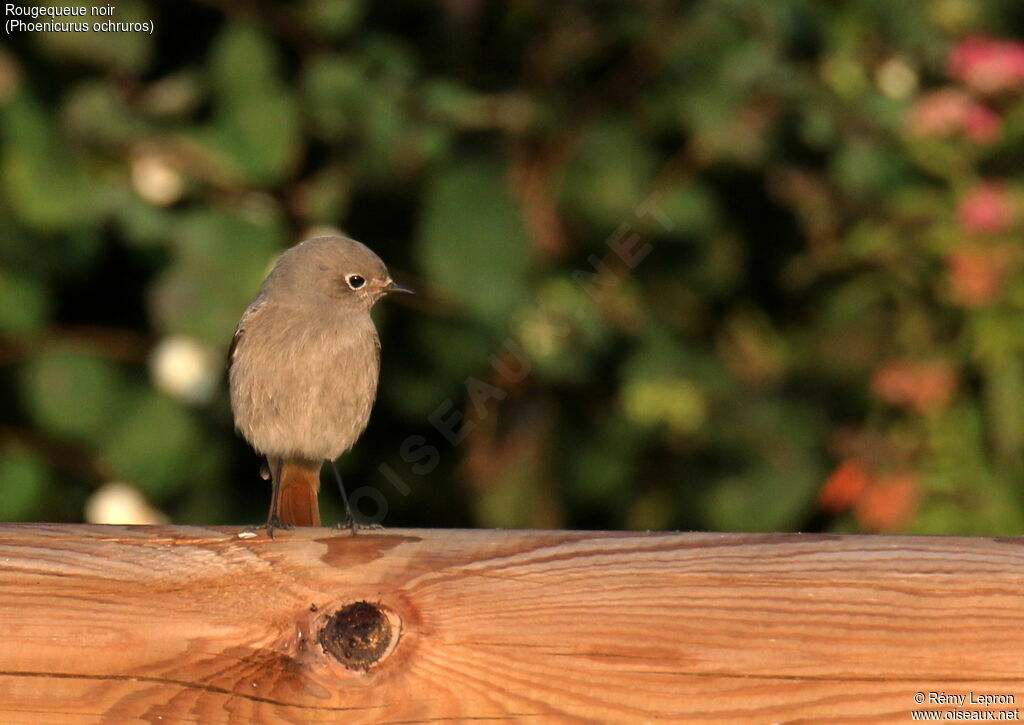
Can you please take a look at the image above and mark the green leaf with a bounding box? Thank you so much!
[291,163,354,224]
[209,24,282,97]
[99,391,207,498]
[621,377,707,436]
[357,86,408,177]
[1,94,105,231]
[382,317,497,417]
[302,54,364,141]
[200,25,302,184]
[983,356,1024,464]
[918,405,1024,535]
[516,277,611,383]
[62,80,143,146]
[150,209,285,345]
[300,0,364,38]
[618,328,715,437]
[0,451,48,520]
[210,95,302,185]
[474,462,541,529]
[32,0,152,73]
[653,183,718,238]
[702,465,817,531]
[701,397,825,530]
[562,121,656,229]
[417,160,532,322]
[0,269,48,335]
[831,139,913,199]
[115,196,177,248]
[20,346,130,443]
[563,417,646,507]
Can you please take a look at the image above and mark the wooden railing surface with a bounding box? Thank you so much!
[1,524,1023,723]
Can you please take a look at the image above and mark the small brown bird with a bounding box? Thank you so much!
[228,236,412,534]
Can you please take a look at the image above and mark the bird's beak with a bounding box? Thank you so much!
[384,281,415,295]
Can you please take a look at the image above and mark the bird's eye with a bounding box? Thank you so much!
[346,274,366,289]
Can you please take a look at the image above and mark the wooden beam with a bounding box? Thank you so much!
[0,525,1022,723]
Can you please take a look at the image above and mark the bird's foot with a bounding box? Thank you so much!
[334,517,383,536]
[265,515,294,539]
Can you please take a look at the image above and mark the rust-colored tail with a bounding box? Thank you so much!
[268,458,321,527]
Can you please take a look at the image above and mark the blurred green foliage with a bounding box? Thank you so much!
[1,0,1024,535]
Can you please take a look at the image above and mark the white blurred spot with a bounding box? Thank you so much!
[85,482,168,525]
[237,531,258,539]
[131,148,184,206]
[150,335,221,405]
[876,57,918,100]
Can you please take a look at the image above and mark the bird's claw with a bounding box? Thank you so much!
[265,516,294,539]
[334,517,383,536]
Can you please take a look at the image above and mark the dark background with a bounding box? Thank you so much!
[2,0,1024,534]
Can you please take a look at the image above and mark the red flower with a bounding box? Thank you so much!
[957,183,1013,235]
[819,459,871,513]
[948,36,1024,94]
[947,244,1017,307]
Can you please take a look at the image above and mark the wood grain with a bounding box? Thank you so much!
[0,525,1022,723]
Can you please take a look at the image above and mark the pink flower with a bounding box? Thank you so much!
[948,36,1024,94]
[964,104,1001,142]
[957,183,1013,234]
[870,360,956,413]
[905,88,1002,143]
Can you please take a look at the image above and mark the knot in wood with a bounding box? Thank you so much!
[318,601,392,670]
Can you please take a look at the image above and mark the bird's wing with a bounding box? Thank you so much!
[228,299,265,372]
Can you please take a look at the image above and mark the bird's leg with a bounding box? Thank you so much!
[265,456,290,538]
[330,460,359,535]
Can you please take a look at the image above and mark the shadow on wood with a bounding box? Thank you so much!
[0,525,1022,723]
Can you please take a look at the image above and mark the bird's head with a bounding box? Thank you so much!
[266,236,413,311]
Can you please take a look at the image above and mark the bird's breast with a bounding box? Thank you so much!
[231,305,382,460]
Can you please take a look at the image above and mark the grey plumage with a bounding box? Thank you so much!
[228,236,411,528]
